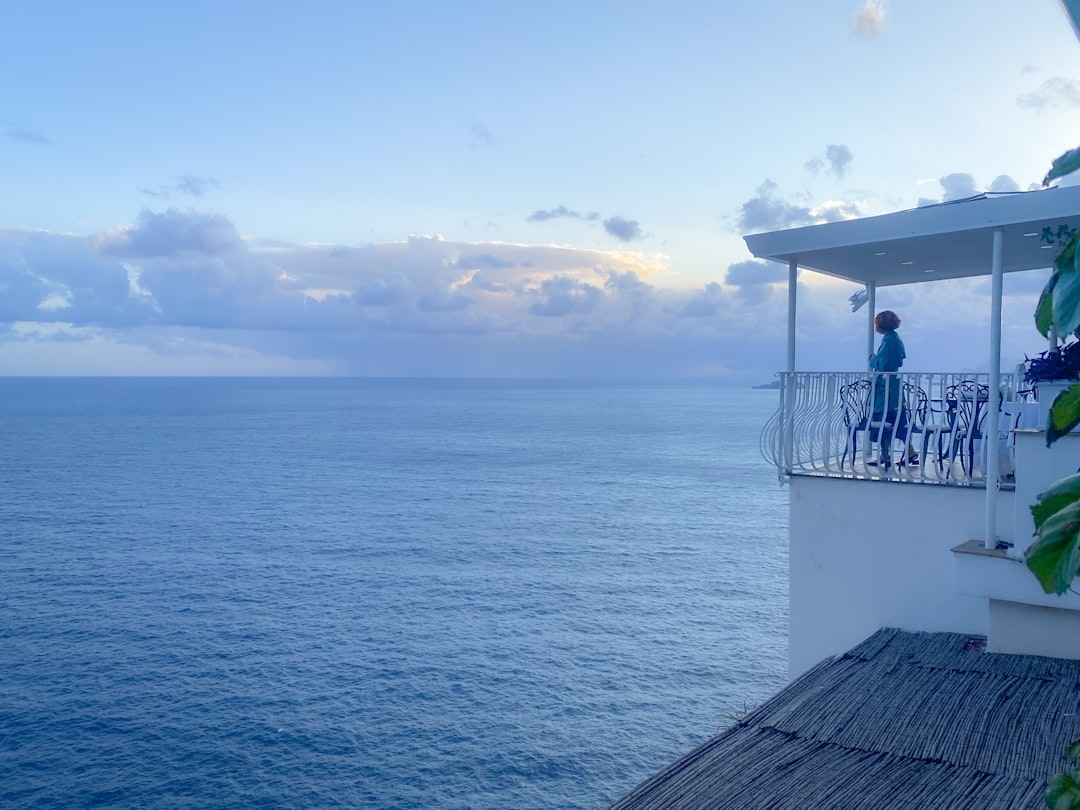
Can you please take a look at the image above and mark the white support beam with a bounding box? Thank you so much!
[787,259,797,373]
[866,283,877,370]
[985,228,1004,550]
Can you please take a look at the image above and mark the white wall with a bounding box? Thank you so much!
[989,601,1080,658]
[788,476,1000,678]
[1013,430,1080,546]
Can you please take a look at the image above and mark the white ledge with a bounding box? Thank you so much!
[952,539,1080,611]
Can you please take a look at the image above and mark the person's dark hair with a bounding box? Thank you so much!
[875,310,901,332]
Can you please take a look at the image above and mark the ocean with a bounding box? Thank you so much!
[0,378,788,809]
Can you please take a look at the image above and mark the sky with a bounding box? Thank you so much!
[4,0,1080,381]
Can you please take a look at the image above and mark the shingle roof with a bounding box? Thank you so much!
[609,628,1080,809]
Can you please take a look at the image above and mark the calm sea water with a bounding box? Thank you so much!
[0,378,788,809]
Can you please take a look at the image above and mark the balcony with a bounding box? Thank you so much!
[760,370,1033,488]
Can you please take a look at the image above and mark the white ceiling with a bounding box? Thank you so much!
[743,185,1080,287]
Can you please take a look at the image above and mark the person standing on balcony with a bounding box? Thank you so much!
[869,310,918,466]
[870,310,905,375]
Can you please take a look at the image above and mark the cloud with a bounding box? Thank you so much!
[854,0,887,36]
[472,120,491,142]
[825,144,853,177]
[527,205,600,223]
[453,253,516,270]
[139,174,220,198]
[918,173,1021,205]
[462,271,511,293]
[527,206,643,241]
[99,208,243,257]
[0,229,159,327]
[724,260,788,305]
[0,210,861,379]
[353,276,410,306]
[725,259,786,286]
[805,144,854,178]
[418,288,473,313]
[528,277,603,316]
[1017,77,1080,111]
[4,127,50,145]
[2,207,1048,381]
[738,180,860,232]
[679,282,725,317]
[603,216,643,242]
[939,173,979,202]
[988,175,1021,193]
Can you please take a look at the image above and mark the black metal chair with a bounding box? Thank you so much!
[898,382,928,466]
[841,377,920,469]
[948,381,1001,478]
[920,387,960,475]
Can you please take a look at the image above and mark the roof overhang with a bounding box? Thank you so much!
[1063,0,1080,42]
[743,185,1080,287]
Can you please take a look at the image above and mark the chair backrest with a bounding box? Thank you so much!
[901,382,928,426]
[951,380,1000,433]
[839,379,873,427]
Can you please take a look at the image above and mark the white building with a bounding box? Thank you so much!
[608,185,1080,810]
[744,185,1080,678]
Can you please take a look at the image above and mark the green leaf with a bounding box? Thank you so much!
[1048,383,1080,445]
[1033,474,1080,530]
[1026,500,1080,595]
[1047,769,1080,810]
[1045,145,1080,187]
[1067,738,1080,764]
[1058,235,1079,274]
[1054,269,1080,338]
[1038,274,1059,338]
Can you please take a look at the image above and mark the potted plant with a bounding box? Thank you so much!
[1023,339,1080,427]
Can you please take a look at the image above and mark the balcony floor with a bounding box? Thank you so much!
[788,450,1013,490]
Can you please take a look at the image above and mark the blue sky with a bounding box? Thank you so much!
[4,0,1080,379]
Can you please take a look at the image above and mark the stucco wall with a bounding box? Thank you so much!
[788,476,1002,678]
[1013,430,1080,544]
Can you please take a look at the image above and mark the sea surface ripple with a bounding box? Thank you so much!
[0,378,788,809]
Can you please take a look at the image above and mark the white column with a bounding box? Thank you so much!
[784,259,798,473]
[787,259,797,372]
[866,283,877,370]
[985,228,1004,549]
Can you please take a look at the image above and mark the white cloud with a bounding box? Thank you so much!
[854,0,887,36]
[738,180,861,232]
[940,173,979,202]
[805,144,854,179]
[603,216,644,242]
[0,205,1050,380]
[100,208,242,257]
[0,209,794,378]
[1017,77,1080,111]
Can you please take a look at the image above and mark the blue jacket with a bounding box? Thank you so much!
[870,330,905,373]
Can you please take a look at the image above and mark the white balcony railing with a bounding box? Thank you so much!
[761,371,1030,486]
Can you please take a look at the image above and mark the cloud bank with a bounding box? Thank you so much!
[0,207,798,379]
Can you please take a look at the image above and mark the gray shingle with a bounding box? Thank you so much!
[609,628,1080,809]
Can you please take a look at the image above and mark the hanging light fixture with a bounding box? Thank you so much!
[849,287,869,312]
